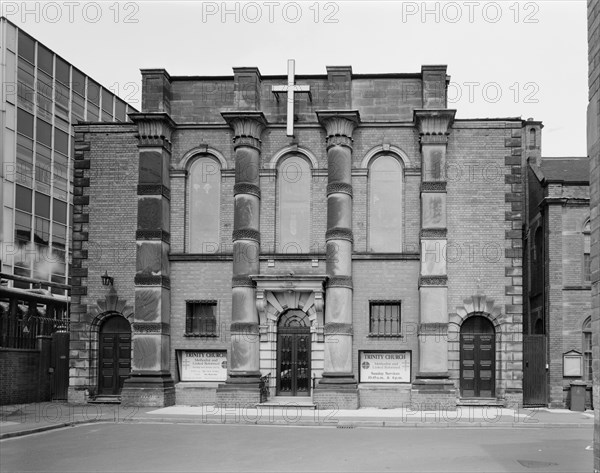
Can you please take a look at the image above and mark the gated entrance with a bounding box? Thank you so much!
[460,315,496,398]
[523,334,547,406]
[276,310,311,396]
[98,315,131,396]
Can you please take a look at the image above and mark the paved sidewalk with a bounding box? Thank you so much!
[0,402,594,439]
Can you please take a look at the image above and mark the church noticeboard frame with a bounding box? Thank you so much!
[176,350,227,382]
[359,351,411,383]
[562,350,582,377]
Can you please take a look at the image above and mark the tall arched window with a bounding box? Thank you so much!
[583,220,591,283]
[529,128,537,147]
[583,317,592,382]
[369,155,403,252]
[532,226,543,295]
[278,155,311,253]
[188,156,221,253]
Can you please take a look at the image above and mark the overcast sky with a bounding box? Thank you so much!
[3,1,588,156]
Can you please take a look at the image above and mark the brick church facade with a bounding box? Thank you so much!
[68,63,529,409]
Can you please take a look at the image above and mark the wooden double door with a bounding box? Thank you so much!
[460,316,495,398]
[98,316,131,395]
[276,310,311,396]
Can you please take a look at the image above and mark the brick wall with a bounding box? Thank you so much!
[68,123,139,400]
[446,121,522,401]
[0,337,51,405]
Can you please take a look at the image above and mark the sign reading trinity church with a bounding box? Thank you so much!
[178,350,227,382]
[359,351,411,383]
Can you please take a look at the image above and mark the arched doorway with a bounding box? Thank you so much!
[276,310,311,396]
[460,315,496,398]
[98,315,131,396]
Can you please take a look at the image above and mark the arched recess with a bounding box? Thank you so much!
[583,316,593,382]
[268,145,319,169]
[449,294,503,397]
[583,219,591,283]
[459,315,496,398]
[187,155,222,253]
[360,144,412,169]
[97,314,132,396]
[175,146,228,171]
[276,309,311,396]
[276,154,312,253]
[87,288,133,397]
[254,277,326,396]
[367,154,404,252]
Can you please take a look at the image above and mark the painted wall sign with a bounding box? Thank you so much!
[178,350,227,381]
[359,351,411,383]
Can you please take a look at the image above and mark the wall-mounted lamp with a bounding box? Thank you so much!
[101,271,114,286]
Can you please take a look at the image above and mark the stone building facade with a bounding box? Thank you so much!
[68,63,528,409]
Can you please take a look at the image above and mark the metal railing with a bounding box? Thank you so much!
[259,372,271,402]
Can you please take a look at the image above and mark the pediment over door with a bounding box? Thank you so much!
[251,274,327,341]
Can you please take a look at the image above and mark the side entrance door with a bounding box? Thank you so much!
[276,310,311,396]
[51,330,70,400]
[460,315,495,398]
[98,316,131,395]
[523,335,547,406]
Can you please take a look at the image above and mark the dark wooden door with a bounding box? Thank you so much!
[523,335,547,406]
[460,316,495,398]
[51,331,70,400]
[276,310,311,396]
[98,316,131,395]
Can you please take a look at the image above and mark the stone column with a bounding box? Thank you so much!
[216,112,267,406]
[411,109,456,409]
[313,110,360,409]
[121,112,176,407]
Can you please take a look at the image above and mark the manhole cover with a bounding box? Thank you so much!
[517,460,559,468]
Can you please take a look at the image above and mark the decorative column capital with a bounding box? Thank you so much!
[221,111,267,150]
[413,109,456,138]
[316,110,361,149]
[130,113,176,150]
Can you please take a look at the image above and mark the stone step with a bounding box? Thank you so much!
[88,395,121,404]
[257,396,316,409]
[457,398,505,407]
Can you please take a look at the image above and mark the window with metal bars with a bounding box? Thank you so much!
[185,301,217,336]
[369,301,401,336]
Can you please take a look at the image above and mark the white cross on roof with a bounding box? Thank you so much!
[272,59,311,137]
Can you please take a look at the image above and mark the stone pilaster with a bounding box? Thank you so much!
[412,109,457,409]
[216,111,267,407]
[121,112,176,407]
[313,110,360,409]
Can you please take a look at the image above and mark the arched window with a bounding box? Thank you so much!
[278,155,311,253]
[529,128,537,147]
[532,226,543,295]
[583,220,591,283]
[369,155,403,252]
[583,317,593,382]
[188,156,221,253]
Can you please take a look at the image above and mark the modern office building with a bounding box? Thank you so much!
[0,17,136,295]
